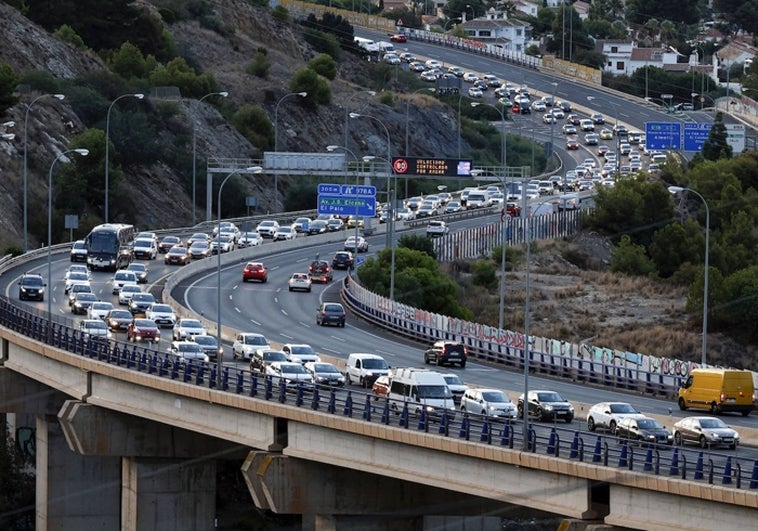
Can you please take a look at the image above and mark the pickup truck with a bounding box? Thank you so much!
[426,220,449,237]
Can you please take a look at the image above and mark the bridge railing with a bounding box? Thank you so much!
[1,294,756,491]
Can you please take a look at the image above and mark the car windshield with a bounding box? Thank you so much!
[92,303,112,310]
[86,321,107,330]
[538,392,563,402]
[262,351,287,362]
[417,385,453,399]
[700,418,727,429]
[135,239,152,247]
[443,375,464,385]
[290,345,315,354]
[313,364,339,374]
[482,391,508,402]
[132,294,154,302]
[110,311,132,319]
[182,320,202,329]
[636,419,660,429]
[245,336,267,345]
[133,319,154,327]
[178,343,202,353]
[280,364,307,374]
[194,337,215,346]
[324,304,343,312]
[610,403,636,414]
[151,305,171,313]
[363,359,388,370]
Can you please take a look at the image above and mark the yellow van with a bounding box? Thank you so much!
[678,369,755,416]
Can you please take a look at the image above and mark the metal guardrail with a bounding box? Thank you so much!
[2,295,756,491]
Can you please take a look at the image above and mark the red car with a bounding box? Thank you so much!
[308,260,333,283]
[126,318,160,343]
[505,202,521,218]
[566,139,579,150]
[390,34,406,43]
[242,262,268,283]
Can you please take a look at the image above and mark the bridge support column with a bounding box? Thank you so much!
[121,456,216,531]
[35,414,121,531]
[243,451,515,530]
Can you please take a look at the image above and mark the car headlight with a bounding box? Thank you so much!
[568,406,574,412]
[543,405,554,411]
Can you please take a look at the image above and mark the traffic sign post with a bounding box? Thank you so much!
[644,122,682,150]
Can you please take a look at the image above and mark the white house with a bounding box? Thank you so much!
[460,8,532,52]
[597,40,680,75]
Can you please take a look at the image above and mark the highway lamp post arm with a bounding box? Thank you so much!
[24,94,64,253]
[217,166,261,387]
[274,92,307,153]
[48,148,89,334]
[343,90,376,158]
[668,186,710,367]
[105,93,144,224]
[192,91,228,226]
[328,144,366,270]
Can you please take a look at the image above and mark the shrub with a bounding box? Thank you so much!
[610,235,656,276]
[303,28,341,60]
[290,68,331,108]
[231,104,274,151]
[54,24,86,49]
[0,62,20,113]
[471,260,498,289]
[246,51,270,78]
[18,70,61,93]
[378,91,394,107]
[308,54,337,80]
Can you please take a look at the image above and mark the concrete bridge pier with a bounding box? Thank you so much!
[57,400,245,531]
[242,451,514,531]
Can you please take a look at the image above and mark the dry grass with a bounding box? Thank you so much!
[449,232,756,368]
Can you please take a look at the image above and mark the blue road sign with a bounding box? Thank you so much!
[356,256,365,266]
[317,183,341,195]
[683,122,713,152]
[645,122,681,150]
[340,184,376,197]
[317,195,376,217]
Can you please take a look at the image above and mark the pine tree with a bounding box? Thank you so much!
[701,112,733,161]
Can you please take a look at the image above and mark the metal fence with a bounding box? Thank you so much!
[1,295,756,491]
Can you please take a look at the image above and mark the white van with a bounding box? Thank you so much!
[345,353,390,388]
[386,368,457,418]
[376,41,395,53]
[466,191,491,209]
[556,193,579,211]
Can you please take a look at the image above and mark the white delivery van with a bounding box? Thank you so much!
[376,41,395,53]
[387,368,457,418]
[345,353,390,388]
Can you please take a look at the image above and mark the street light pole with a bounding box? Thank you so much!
[668,186,710,367]
[105,93,144,224]
[217,166,261,386]
[192,91,228,226]
[274,92,307,152]
[343,90,376,154]
[24,94,65,252]
[349,112,395,299]
[48,148,89,329]
[329,145,365,274]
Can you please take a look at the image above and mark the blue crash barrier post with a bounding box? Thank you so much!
[592,436,602,463]
[528,427,537,453]
[159,358,168,377]
[311,386,320,410]
[183,361,192,383]
[735,463,742,489]
[327,389,336,414]
[381,399,390,425]
[569,431,579,459]
[722,456,733,485]
[148,354,157,374]
[221,366,229,391]
[693,452,704,480]
[643,446,654,472]
[399,403,409,428]
[439,410,450,436]
[418,409,429,432]
[235,371,243,394]
[249,372,258,397]
[480,418,491,443]
[669,448,680,476]
[546,428,557,455]
[618,439,628,468]
[264,377,273,400]
[171,360,180,380]
[295,384,305,407]
[500,421,512,448]
[362,395,371,421]
[459,413,470,440]
[680,453,687,479]
[195,365,204,386]
[343,391,353,417]
[749,461,758,489]
[277,380,287,403]
[138,353,147,372]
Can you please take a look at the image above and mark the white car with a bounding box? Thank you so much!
[112,270,138,294]
[168,341,209,364]
[440,373,469,404]
[462,72,479,83]
[467,87,483,98]
[232,332,270,360]
[64,272,90,294]
[282,343,321,364]
[459,388,517,418]
[395,207,415,221]
[64,264,90,281]
[79,319,112,340]
[426,220,449,237]
[273,226,296,241]
[445,201,462,213]
[344,236,369,253]
[87,301,114,320]
[256,220,279,239]
[288,273,312,292]
[145,303,177,328]
[237,231,263,248]
[210,235,235,253]
[172,318,207,341]
[424,59,442,69]
[291,217,311,233]
[118,284,143,305]
[132,238,158,260]
[586,402,645,433]
[266,362,314,390]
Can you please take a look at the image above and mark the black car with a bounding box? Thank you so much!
[423,341,468,368]
[18,273,46,301]
[615,417,673,446]
[316,302,346,327]
[517,390,574,423]
[332,251,354,270]
[307,220,328,235]
[128,293,156,315]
